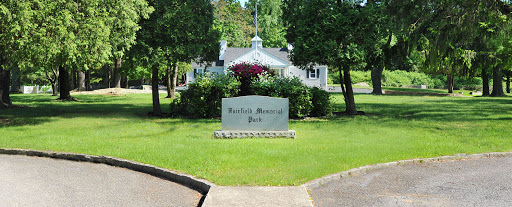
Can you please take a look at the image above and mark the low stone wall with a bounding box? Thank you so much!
[214,130,296,138]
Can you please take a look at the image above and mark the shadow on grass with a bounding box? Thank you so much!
[2,94,221,128]
[382,87,448,94]
[1,94,157,127]
[5,94,512,128]
[333,95,512,122]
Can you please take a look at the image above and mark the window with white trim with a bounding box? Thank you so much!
[194,68,204,78]
[270,68,286,77]
[308,69,320,79]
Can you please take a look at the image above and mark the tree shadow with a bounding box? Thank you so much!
[333,95,512,122]
[1,95,159,127]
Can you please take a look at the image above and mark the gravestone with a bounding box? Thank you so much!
[214,96,296,138]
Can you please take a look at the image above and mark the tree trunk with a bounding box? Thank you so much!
[58,66,72,100]
[482,68,490,96]
[105,64,111,88]
[490,66,505,97]
[151,64,162,116]
[51,79,58,96]
[447,73,454,93]
[170,63,178,98]
[113,58,122,88]
[77,70,86,91]
[0,68,12,108]
[46,67,59,96]
[85,70,91,91]
[338,67,346,102]
[166,64,172,98]
[124,76,129,89]
[10,64,21,93]
[71,69,76,90]
[371,67,383,95]
[371,31,392,95]
[506,74,510,94]
[343,66,358,115]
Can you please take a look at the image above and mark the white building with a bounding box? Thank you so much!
[186,36,328,89]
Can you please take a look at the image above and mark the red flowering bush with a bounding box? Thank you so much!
[228,63,271,96]
[228,62,270,79]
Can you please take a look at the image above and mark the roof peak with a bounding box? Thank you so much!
[251,35,263,41]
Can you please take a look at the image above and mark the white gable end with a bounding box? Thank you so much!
[229,49,288,67]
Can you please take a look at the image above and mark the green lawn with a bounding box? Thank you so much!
[330,84,480,96]
[381,87,477,96]
[1,92,511,186]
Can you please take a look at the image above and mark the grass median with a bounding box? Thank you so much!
[1,92,511,186]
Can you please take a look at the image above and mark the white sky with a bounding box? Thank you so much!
[239,0,248,7]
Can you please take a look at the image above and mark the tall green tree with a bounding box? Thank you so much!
[392,0,512,95]
[105,0,153,88]
[213,0,253,47]
[283,0,371,115]
[1,0,152,102]
[138,0,220,115]
[246,0,287,48]
[25,0,114,100]
[0,0,36,107]
[356,0,395,95]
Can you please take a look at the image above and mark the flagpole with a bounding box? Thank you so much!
[255,2,258,38]
[255,2,258,56]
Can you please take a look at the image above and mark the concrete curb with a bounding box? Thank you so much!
[303,152,512,190]
[0,148,216,195]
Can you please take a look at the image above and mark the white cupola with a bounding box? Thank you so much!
[251,36,263,49]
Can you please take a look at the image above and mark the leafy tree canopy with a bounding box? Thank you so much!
[246,0,287,48]
[213,0,254,47]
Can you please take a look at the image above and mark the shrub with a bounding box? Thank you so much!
[329,70,484,90]
[172,71,332,119]
[309,87,332,117]
[228,62,271,96]
[382,70,412,87]
[170,73,239,118]
[252,76,312,118]
[228,62,270,78]
[431,75,446,89]
[350,71,372,85]
[454,77,482,90]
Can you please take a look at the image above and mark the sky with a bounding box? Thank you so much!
[239,0,248,7]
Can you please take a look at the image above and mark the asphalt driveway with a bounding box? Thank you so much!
[310,157,512,207]
[0,154,203,207]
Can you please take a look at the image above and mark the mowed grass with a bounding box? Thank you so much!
[1,92,511,186]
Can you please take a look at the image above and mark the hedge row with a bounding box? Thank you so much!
[170,73,331,118]
[329,70,483,90]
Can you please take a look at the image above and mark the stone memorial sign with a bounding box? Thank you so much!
[214,96,296,138]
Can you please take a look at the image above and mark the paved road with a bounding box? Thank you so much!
[310,157,512,207]
[0,155,202,207]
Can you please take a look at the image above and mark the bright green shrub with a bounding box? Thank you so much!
[455,77,482,90]
[309,87,332,117]
[350,71,372,85]
[170,73,239,118]
[431,75,446,89]
[172,72,331,119]
[382,70,412,87]
[329,70,372,85]
[252,76,312,118]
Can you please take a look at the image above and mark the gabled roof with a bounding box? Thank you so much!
[224,47,290,65]
[262,48,290,65]
[192,46,293,67]
[224,48,251,64]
